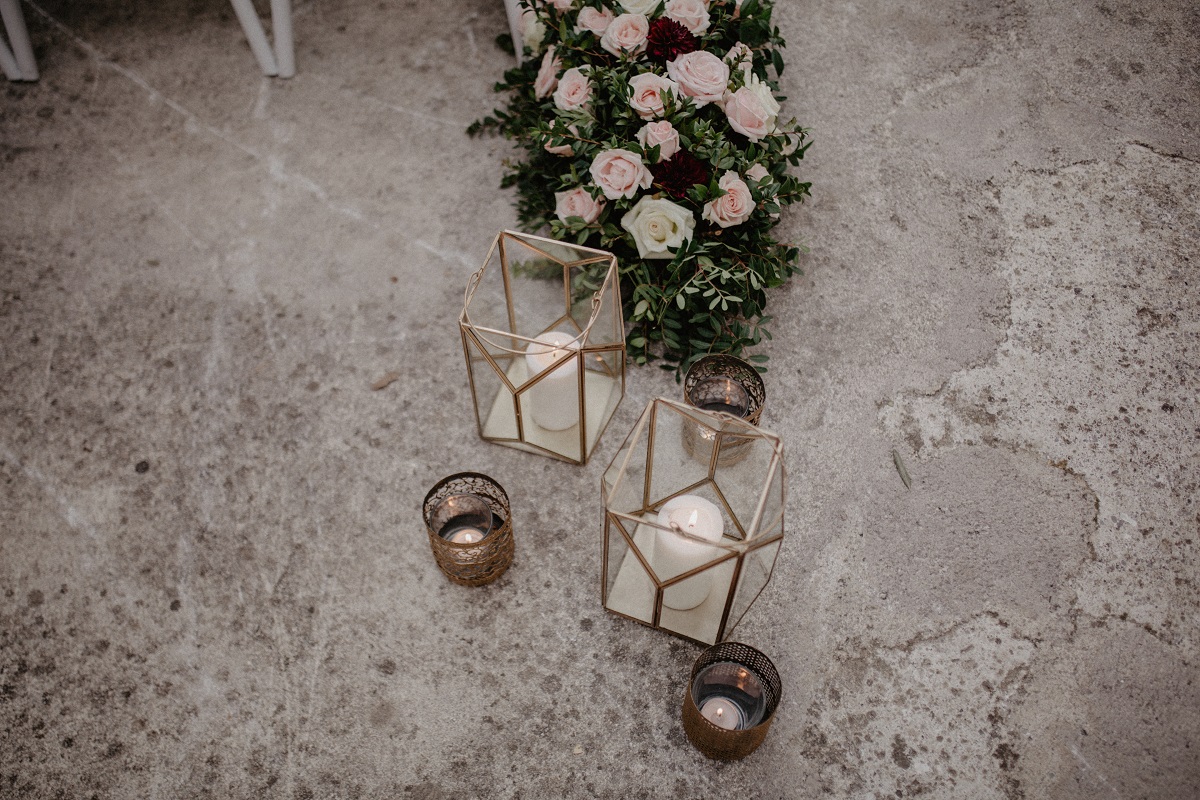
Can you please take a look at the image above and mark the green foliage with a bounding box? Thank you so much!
[470,0,811,373]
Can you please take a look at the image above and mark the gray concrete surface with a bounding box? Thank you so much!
[2,0,1197,797]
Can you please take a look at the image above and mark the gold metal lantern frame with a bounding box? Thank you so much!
[459,231,626,465]
[601,398,786,645]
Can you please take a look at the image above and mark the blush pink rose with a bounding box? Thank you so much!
[555,187,606,223]
[553,67,593,112]
[575,6,614,36]
[745,163,770,183]
[590,148,653,200]
[664,0,710,34]
[666,51,729,108]
[725,42,753,73]
[721,78,779,141]
[544,123,580,156]
[547,0,573,9]
[534,47,561,99]
[702,171,755,228]
[600,13,649,57]
[628,72,678,120]
[636,120,680,162]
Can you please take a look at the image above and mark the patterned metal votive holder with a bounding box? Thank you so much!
[423,473,514,587]
[682,355,766,466]
[682,641,782,761]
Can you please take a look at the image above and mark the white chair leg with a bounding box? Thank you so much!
[0,36,20,81]
[502,0,524,64]
[230,0,279,76]
[270,0,293,78]
[0,0,38,81]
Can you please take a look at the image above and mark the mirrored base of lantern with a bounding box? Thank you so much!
[605,517,735,645]
[423,473,514,587]
[682,642,782,761]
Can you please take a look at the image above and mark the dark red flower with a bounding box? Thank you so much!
[645,17,698,63]
[651,150,711,200]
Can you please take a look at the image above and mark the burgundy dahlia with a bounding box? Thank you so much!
[645,17,698,63]
[651,150,711,200]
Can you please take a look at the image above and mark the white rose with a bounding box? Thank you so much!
[621,196,696,259]
[522,10,547,55]
[617,0,659,14]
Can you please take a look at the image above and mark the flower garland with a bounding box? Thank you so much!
[471,0,811,373]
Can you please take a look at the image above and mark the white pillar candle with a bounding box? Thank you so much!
[525,332,580,431]
[655,495,724,610]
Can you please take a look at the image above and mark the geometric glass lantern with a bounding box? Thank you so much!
[601,398,786,645]
[459,231,626,465]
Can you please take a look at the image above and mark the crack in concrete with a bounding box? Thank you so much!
[25,2,368,227]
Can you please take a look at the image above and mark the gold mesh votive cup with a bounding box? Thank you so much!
[422,472,514,587]
[681,641,782,761]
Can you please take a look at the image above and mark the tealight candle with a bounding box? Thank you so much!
[524,331,580,431]
[655,495,724,610]
[688,377,751,418]
[699,696,744,730]
[433,493,495,544]
[691,662,766,730]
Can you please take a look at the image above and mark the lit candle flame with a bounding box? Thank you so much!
[686,509,698,531]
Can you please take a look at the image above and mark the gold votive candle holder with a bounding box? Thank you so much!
[682,641,782,761]
[422,472,514,586]
[682,355,766,466]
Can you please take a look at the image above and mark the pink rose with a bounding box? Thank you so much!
[547,0,573,9]
[555,187,606,223]
[590,148,653,200]
[702,171,755,228]
[636,120,680,162]
[725,42,753,73]
[544,123,579,156]
[628,72,678,120]
[600,13,649,57]
[664,0,710,35]
[721,78,779,141]
[534,47,561,99]
[575,6,614,36]
[666,51,729,108]
[745,163,770,183]
[553,67,593,112]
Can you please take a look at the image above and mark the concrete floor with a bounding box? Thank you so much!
[2,0,1198,797]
